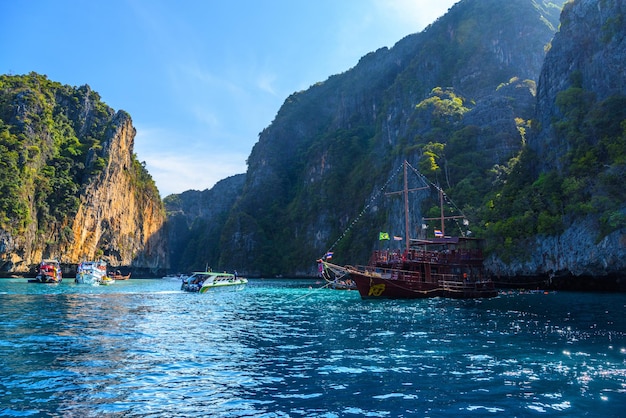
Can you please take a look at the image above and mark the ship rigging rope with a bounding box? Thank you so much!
[405,161,467,219]
[405,161,470,237]
[322,160,471,258]
[292,280,333,302]
[321,162,405,257]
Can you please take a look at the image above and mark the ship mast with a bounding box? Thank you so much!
[439,186,445,235]
[403,162,410,251]
[423,185,466,237]
[386,160,428,251]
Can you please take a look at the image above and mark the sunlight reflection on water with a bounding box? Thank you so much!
[0,278,625,416]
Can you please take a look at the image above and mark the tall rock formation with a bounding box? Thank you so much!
[534,0,626,169]
[67,111,167,270]
[0,73,167,275]
[485,0,626,284]
[162,0,625,284]
[216,0,564,277]
[164,174,245,273]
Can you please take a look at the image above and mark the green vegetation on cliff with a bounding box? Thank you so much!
[0,72,159,253]
[486,85,626,259]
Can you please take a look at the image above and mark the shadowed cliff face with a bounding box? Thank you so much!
[484,0,626,280]
[533,0,626,172]
[182,0,624,282]
[163,174,245,274]
[0,74,167,274]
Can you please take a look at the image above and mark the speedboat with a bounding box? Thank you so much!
[181,271,247,293]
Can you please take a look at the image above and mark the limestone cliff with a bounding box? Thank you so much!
[66,111,167,271]
[164,174,245,273]
[533,0,626,171]
[0,73,167,275]
[216,0,565,276]
[162,0,624,285]
[485,0,626,285]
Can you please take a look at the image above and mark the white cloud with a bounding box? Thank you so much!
[134,126,247,197]
[257,72,278,95]
[145,151,247,197]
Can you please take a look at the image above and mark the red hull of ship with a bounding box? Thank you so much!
[350,272,441,299]
[350,271,497,299]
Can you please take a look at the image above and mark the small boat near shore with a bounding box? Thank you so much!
[30,259,62,283]
[108,270,131,280]
[76,260,109,286]
[181,271,247,293]
[100,275,115,286]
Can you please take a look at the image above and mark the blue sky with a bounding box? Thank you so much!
[1,0,458,197]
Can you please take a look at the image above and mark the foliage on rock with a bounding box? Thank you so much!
[0,72,164,272]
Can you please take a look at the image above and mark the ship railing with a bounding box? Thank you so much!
[370,249,484,264]
[354,264,426,282]
[441,279,471,291]
[433,274,458,284]
[441,278,494,290]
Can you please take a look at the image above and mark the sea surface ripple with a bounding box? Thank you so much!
[0,278,625,417]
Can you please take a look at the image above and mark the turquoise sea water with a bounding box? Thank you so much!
[0,278,624,417]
